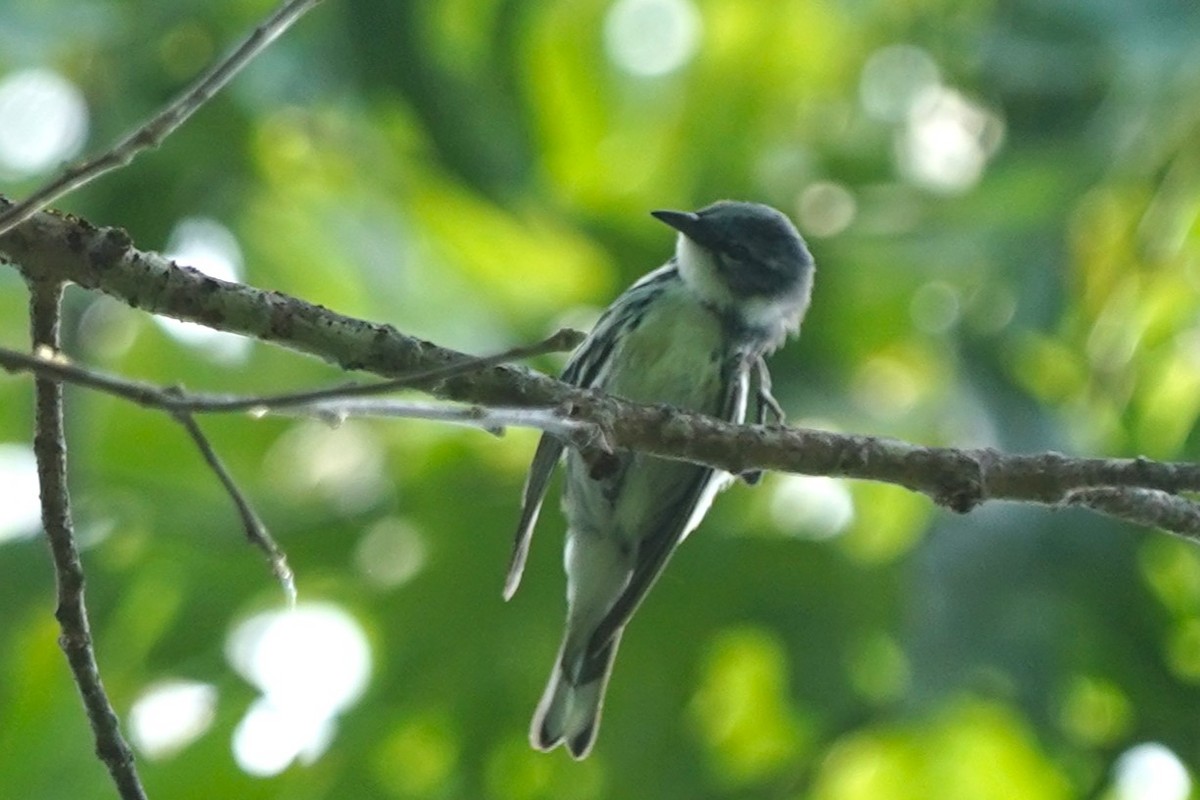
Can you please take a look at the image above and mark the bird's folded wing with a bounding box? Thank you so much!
[504,433,565,600]
[583,359,747,656]
[583,462,716,657]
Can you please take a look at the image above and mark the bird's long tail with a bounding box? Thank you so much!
[529,631,623,759]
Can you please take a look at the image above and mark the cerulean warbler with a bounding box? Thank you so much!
[504,200,815,758]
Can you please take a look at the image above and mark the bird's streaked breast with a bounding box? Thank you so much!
[599,281,727,414]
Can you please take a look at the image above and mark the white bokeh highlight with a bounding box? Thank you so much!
[910,280,962,334]
[0,444,42,544]
[0,68,88,178]
[354,517,428,590]
[158,217,251,363]
[603,0,702,77]
[859,44,940,123]
[264,420,388,514]
[1114,743,1192,800]
[226,603,371,776]
[797,181,857,238]
[852,356,921,420]
[859,45,1005,194]
[232,698,336,777]
[129,680,218,760]
[898,86,1005,194]
[769,475,855,540]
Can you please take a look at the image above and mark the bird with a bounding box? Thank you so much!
[503,200,815,759]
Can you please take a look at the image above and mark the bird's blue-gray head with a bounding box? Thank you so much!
[652,200,815,343]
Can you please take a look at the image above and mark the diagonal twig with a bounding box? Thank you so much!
[168,326,584,413]
[174,409,296,605]
[0,0,325,237]
[0,328,583,415]
[271,398,598,447]
[27,279,147,800]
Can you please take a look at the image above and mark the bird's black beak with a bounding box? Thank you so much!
[651,209,713,245]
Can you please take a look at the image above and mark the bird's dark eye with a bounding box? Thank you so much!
[725,243,752,262]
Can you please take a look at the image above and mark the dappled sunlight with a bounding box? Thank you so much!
[1010,334,1090,404]
[898,87,1005,194]
[484,735,606,800]
[909,281,961,335]
[603,0,701,77]
[849,340,999,448]
[812,700,1070,800]
[1058,674,1131,746]
[232,696,335,777]
[860,42,1005,193]
[859,44,940,123]
[846,631,910,704]
[837,482,930,564]
[1134,337,1200,455]
[851,354,923,420]
[1112,743,1192,800]
[1085,276,1144,373]
[963,283,1017,335]
[0,67,87,179]
[813,728,924,800]
[156,21,215,82]
[263,420,388,513]
[354,516,428,590]
[689,627,809,784]
[77,295,142,360]
[768,474,855,540]
[370,714,460,797]
[1139,536,1200,618]
[1165,618,1200,682]
[404,181,611,336]
[0,443,40,544]
[129,680,218,760]
[1042,170,1200,455]
[798,181,857,238]
[925,702,1071,799]
[226,603,371,776]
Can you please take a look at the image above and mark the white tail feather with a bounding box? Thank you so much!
[529,633,621,759]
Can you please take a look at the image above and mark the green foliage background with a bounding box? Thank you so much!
[3,0,1200,798]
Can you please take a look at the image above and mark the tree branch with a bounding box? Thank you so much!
[27,279,147,800]
[0,0,325,237]
[1068,487,1200,541]
[4,203,1200,536]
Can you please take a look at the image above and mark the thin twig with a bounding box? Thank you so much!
[166,326,583,413]
[27,280,147,800]
[0,328,583,415]
[272,398,597,445]
[0,0,325,237]
[174,410,296,605]
[0,345,184,408]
